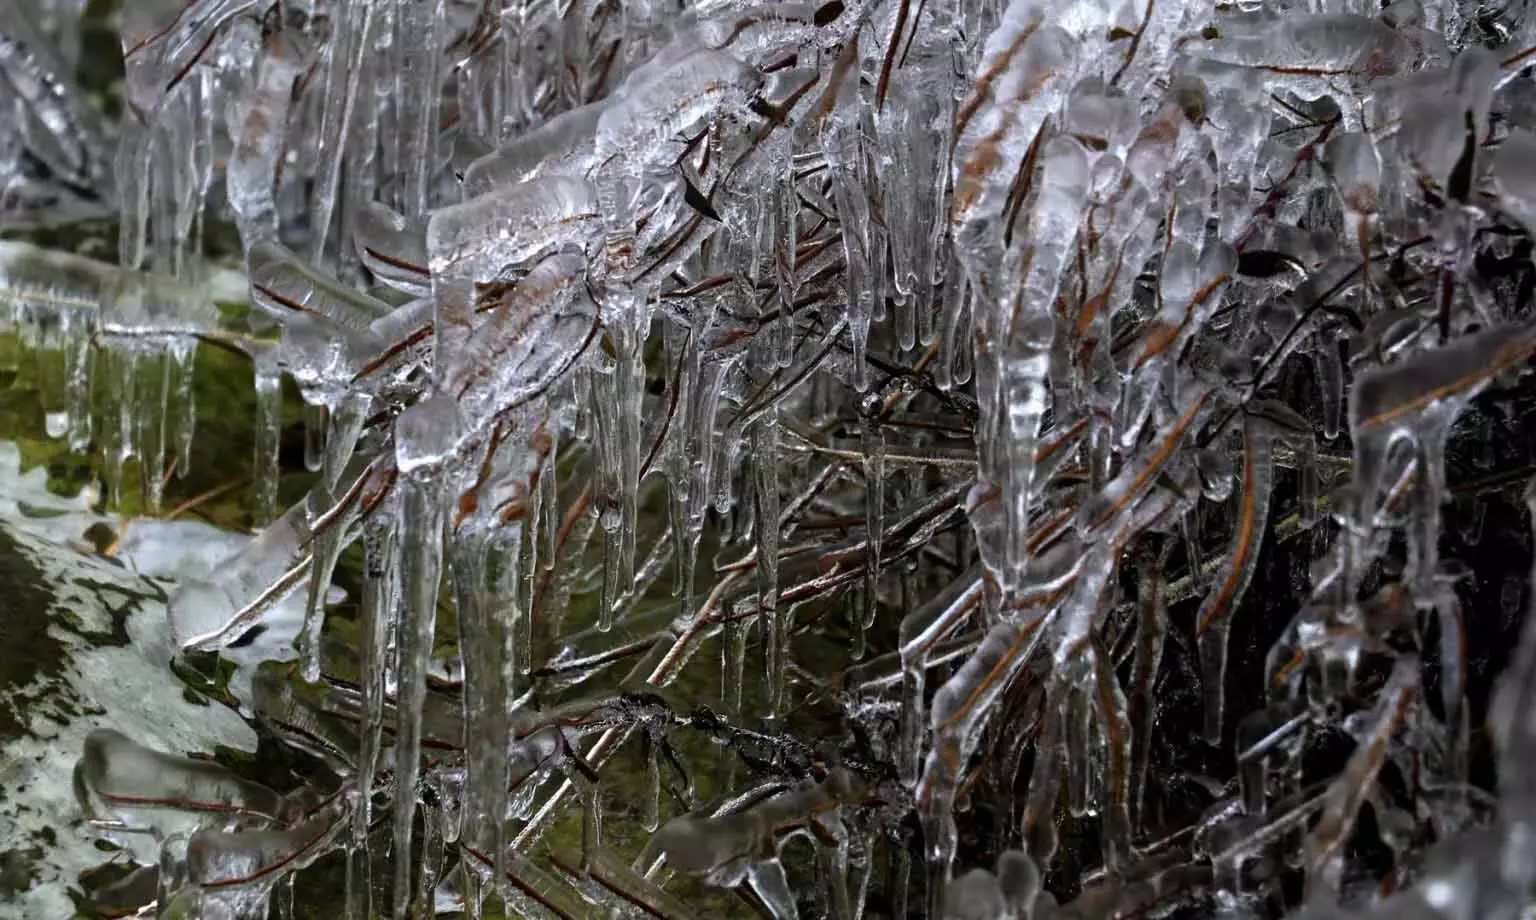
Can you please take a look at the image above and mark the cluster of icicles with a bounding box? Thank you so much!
[3,0,1536,915]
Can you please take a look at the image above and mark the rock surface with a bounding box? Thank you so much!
[0,443,262,919]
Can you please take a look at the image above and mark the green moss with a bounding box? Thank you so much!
[0,324,315,530]
[0,272,811,918]
[0,359,94,498]
[171,652,240,710]
[0,527,74,741]
[0,845,45,902]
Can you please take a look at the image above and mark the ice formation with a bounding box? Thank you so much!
[2,0,1536,916]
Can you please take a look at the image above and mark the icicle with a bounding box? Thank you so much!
[682,346,736,623]
[1088,642,1134,869]
[517,465,549,687]
[597,291,646,633]
[1020,677,1066,871]
[297,393,370,683]
[899,573,983,788]
[642,732,663,833]
[415,795,447,920]
[115,119,151,271]
[664,321,695,601]
[998,135,1090,598]
[394,0,445,218]
[158,835,190,911]
[1129,547,1167,828]
[1434,588,1468,803]
[253,359,283,526]
[1348,323,1536,598]
[772,164,798,370]
[227,31,300,250]
[817,43,874,392]
[1196,414,1276,746]
[748,860,798,919]
[1065,684,1093,817]
[722,606,748,717]
[103,345,137,507]
[1295,432,1319,531]
[390,394,459,919]
[456,518,520,898]
[310,0,380,262]
[139,346,171,512]
[274,875,296,920]
[391,470,447,917]
[35,314,68,441]
[168,336,196,477]
[917,612,1051,912]
[349,513,397,920]
[858,395,884,658]
[936,257,970,391]
[1315,341,1344,442]
[754,397,783,717]
[303,401,327,473]
[63,307,93,452]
